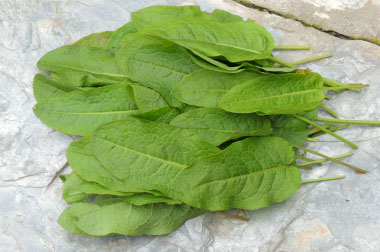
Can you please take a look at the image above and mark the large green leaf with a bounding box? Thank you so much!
[172,137,301,210]
[33,73,78,102]
[219,73,325,114]
[91,118,220,193]
[139,18,274,62]
[33,84,138,136]
[170,108,272,146]
[58,198,204,236]
[173,69,262,108]
[67,136,146,193]
[132,5,244,30]
[62,173,135,204]
[106,22,137,54]
[116,35,201,107]
[131,6,247,73]
[37,45,132,87]
[74,31,113,50]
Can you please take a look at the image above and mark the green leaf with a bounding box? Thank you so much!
[188,48,244,73]
[57,207,87,236]
[106,22,137,54]
[270,108,318,145]
[209,9,244,23]
[241,62,296,73]
[37,45,132,87]
[139,17,274,62]
[74,31,113,49]
[270,115,309,146]
[58,198,205,236]
[170,108,272,145]
[33,84,138,136]
[61,174,89,204]
[91,118,220,193]
[131,6,247,73]
[62,173,135,204]
[116,35,201,107]
[132,5,244,30]
[67,136,145,193]
[254,59,275,67]
[301,108,319,121]
[128,84,168,111]
[33,74,78,102]
[131,5,205,30]
[219,73,325,114]
[173,69,263,108]
[131,106,179,123]
[96,194,181,206]
[172,137,301,210]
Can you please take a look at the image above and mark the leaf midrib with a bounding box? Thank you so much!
[180,127,265,134]
[95,137,188,169]
[193,165,294,188]
[39,63,128,78]
[223,88,323,106]
[172,39,266,55]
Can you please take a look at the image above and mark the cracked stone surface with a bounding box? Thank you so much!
[1,0,380,251]
[235,0,380,45]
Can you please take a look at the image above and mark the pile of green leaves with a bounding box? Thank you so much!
[33,5,379,236]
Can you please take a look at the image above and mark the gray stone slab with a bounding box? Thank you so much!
[1,0,380,251]
[235,0,380,45]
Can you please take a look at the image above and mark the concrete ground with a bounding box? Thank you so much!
[235,0,380,45]
[1,0,379,251]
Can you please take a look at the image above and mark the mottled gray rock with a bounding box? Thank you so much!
[235,0,380,45]
[1,0,380,251]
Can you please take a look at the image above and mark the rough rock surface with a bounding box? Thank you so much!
[1,0,380,251]
[235,0,380,45]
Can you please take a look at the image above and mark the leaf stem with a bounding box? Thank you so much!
[301,175,345,184]
[274,45,310,50]
[319,104,338,118]
[269,57,298,69]
[295,155,315,162]
[298,152,353,166]
[292,145,367,173]
[270,58,368,93]
[297,165,313,170]
[308,124,334,135]
[218,211,250,222]
[312,124,349,137]
[294,115,358,149]
[307,137,320,142]
[323,78,369,92]
[292,54,332,65]
[315,117,380,126]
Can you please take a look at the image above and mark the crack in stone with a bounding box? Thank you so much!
[233,0,380,46]
[44,162,69,191]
